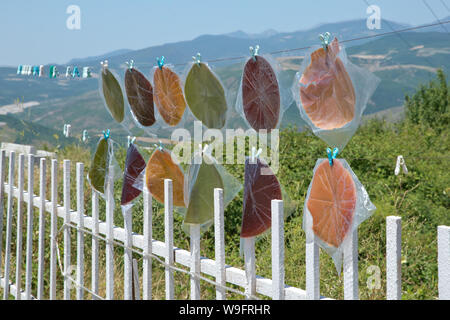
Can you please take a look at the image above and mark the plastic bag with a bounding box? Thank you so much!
[120,142,147,208]
[124,62,156,128]
[183,57,229,130]
[149,60,187,128]
[144,145,187,208]
[303,158,376,273]
[235,48,293,132]
[292,37,380,150]
[87,134,121,197]
[177,144,242,234]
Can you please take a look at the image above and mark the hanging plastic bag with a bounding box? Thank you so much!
[292,35,380,150]
[149,57,187,128]
[120,141,147,208]
[87,130,121,197]
[178,144,242,233]
[184,53,229,130]
[235,46,293,132]
[124,60,156,128]
[303,151,376,273]
[144,142,187,208]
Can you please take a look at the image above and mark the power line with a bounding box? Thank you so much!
[422,0,450,34]
[440,0,450,12]
[131,19,450,68]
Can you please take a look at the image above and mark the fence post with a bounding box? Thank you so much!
[271,199,285,300]
[25,154,34,300]
[15,154,25,300]
[386,216,402,300]
[105,164,115,300]
[305,212,320,300]
[244,237,256,299]
[164,179,174,300]
[214,188,226,300]
[50,159,58,300]
[438,226,450,300]
[343,229,359,300]
[63,160,71,300]
[91,189,99,299]
[0,150,5,272]
[3,151,15,299]
[123,206,133,300]
[190,224,201,300]
[76,162,84,300]
[143,183,152,300]
[37,157,46,299]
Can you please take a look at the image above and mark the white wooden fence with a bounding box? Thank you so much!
[0,149,449,300]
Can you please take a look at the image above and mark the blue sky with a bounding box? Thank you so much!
[0,0,449,66]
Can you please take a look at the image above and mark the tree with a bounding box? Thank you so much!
[405,69,449,132]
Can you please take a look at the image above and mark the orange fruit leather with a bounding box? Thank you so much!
[299,38,355,130]
[307,159,356,247]
[145,149,186,207]
[153,67,186,126]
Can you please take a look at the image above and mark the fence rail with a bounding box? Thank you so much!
[0,149,449,300]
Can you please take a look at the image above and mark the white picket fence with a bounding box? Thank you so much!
[0,149,449,300]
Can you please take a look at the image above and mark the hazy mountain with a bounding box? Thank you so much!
[67,49,133,65]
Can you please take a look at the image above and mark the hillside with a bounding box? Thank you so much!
[1,19,449,142]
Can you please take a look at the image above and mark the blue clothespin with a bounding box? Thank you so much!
[72,66,80,78]
[17,65,23,75]
[192,53,201,65]
[319,32,332,51]
[327,147,339,166]
[103,129,110,141]
[250,45,260,61]
[154,140,164,152]
[125,60,135,69]
[157,56,165,70]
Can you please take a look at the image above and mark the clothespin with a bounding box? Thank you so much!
[63,124,67,135]
[249,45,260,62]
[127,136,136,146]
[82,130,89,142]
[319,32,332,51]
[100,60,109,74]
[192,53,202,65]
[32,66,39,76]
[153,140,164,152]
[72,66,80,78]
[125,60,135,70]
[250,146,262,164]
[326,147,339,166]
[39,65,44,77]
[49,66,58,78]
[156,56,165,70]
[17,65,23,75]
[82,67,91,78]
[66,66,72,78]
[395,155,408,176]
[103,129,110,141]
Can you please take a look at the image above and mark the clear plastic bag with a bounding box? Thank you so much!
[87,135,122,199]
[182,58,230,131]
[120,142,147,209]
[149,62,189,132]
[292,38,380,150]
[303,158,376,273]
[235,50,293,132]
[177,145,242,234]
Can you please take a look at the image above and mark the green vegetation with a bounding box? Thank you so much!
[0,71,448,300]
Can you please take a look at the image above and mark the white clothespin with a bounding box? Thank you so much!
[65,66,72,78]
[127,136,136,146]
[250,147,262,164]
[82,130,89,142]
[39,65,44,77]
[63,124,71,137]
[395,155,408,176]
[100,60,109,74]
